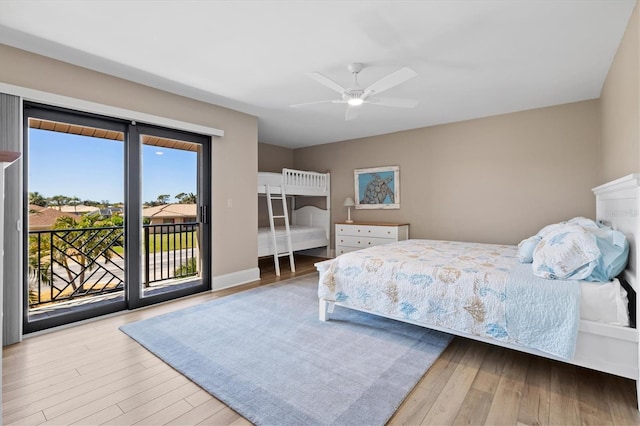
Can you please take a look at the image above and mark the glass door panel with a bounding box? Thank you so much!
[25,111,127,332]
[133,126,210,306]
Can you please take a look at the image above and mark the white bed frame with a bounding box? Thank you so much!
[258,168,331,258]
[318,173,640,405]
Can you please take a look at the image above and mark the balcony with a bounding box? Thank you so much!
[28,222,200,319]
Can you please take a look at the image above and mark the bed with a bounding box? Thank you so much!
[316,174,640,405]
[258,168,331,263]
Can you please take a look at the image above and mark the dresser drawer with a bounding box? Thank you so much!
[335,246,361,256]
[336,235,392,249]
[336,224,399,239]
[334,222,409,258]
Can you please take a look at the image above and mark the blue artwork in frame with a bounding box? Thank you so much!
[354,166,400,209]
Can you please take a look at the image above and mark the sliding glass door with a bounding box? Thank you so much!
[24,104,210,332]
[129,124,210,308]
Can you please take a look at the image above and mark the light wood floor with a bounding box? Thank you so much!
[4,255,640,425]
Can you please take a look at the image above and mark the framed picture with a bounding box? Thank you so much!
[354,166,400,209]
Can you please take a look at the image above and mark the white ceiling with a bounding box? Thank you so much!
[0,0,636,148]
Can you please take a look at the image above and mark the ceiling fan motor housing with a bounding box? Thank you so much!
[344,90,365,101]
[347,63,364,74]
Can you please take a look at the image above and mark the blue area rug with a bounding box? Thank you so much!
[120,274,452,426]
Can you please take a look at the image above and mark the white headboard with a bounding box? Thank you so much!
[292,205,330,240]
[593,174,640,294]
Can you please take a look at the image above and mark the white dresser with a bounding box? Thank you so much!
[335,222,409,255]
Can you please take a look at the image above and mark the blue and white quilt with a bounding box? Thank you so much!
[318,239,580,359]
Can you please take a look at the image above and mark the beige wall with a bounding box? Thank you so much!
[258,142,294,172]
[294,100,600,246]
[0,44,258,280]
[600,1,640,182]
[264,5,640,250]
[257,142,296,227]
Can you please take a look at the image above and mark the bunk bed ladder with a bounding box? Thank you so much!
[265,185,296,276]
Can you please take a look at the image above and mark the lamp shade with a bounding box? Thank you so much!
[343,197,355,207]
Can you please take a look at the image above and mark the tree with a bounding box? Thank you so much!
[28,233,52,285]
[175,192,196,204]
[29,191,47,207]
[51,213,124,292]
[68,196,81,213]
[156,194,170,205]
[48,195,69,210]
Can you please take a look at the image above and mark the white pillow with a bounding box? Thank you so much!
[567,216,599,229]
[536,217,598,239]
[532,223,601,280]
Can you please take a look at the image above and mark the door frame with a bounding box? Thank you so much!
[23,103,211,333]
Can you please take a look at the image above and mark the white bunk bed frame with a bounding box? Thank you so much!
[258,168,331,274]
[318,174,640,406]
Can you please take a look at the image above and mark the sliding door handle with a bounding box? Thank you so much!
[200,205,208,224]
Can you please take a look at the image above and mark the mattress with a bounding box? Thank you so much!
[258,225,328,257]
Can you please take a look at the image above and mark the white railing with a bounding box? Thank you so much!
[282,168,329,195]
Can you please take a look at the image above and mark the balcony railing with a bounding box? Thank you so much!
[143,223,199,286]
[28,222,199,309]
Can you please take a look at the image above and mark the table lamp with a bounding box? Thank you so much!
[343,197,355,223]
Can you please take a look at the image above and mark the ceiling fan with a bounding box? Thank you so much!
[291,63,419,121]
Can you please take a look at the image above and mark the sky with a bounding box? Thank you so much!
[28,129,197,204]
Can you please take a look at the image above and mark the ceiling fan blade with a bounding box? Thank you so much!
[363,67,417,97]
[308,72,348,95]
[367,97,419,108]
[345,105,360,121]
[290,100,336,108]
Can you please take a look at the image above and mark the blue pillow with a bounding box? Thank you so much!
[584,226,629,282]
[517,235,541,263]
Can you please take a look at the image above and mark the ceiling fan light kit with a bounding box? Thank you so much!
[291,63,419,120]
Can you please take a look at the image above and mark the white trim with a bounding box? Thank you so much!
[0,82,224,137]
[593,173,640,195]
[211,267,260,291]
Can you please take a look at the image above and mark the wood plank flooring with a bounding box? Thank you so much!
[4,255,640,425]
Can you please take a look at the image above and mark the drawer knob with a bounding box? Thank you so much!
[368,230,371,233]
[357,229,361,232]
[357,241,361,244]
[368,242,371,245]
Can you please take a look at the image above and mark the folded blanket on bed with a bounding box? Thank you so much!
[318,239,581,359]
[505,262,580,358]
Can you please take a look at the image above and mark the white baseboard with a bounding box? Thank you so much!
[211,267,260,291]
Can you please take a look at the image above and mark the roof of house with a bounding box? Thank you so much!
[29,207,77,229]
[28,204,46,212]
[60,205,101,213]
[142,203,197,218]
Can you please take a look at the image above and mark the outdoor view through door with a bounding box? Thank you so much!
[24,104,211,333]
[139,131,203,300]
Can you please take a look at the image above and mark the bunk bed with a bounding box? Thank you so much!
[317,174,640,405]
[258,168,330,275]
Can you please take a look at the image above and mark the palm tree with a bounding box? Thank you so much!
[175,192,196,204]
[48,195,69,210]
[29,191,47,207]
[51,213,123,292]
[67,196,81,213]
[156,194,170,205]
[28,234,52,282]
